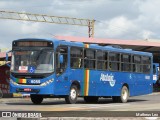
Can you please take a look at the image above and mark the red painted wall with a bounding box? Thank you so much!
[0,65,10,93]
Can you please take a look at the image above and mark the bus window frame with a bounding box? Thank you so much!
[70,46,83,69]
[56,45,68,76]
[132,55,143,73]
[120,53,132,72]
[108,52,120,71]
[96,50,108,71]
[141,56,151,74]
[84,48,96,70]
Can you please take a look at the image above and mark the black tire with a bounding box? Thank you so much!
[65,85,78,104]
[30,95,43,104]
[84,96,99,103]
[119,86,129,103]
[112,86,129,103]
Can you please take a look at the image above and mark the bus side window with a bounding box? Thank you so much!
[56,46,68,75]
[70,47,83,69]
[96,51,108,70]
[133,55,142,73]
[109,52,120,71]
[142,56,151,74]
[121,54,131,72]
[84,49,95,69]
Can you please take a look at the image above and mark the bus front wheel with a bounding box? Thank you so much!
[65,85,78,104]
[30,95,43,104]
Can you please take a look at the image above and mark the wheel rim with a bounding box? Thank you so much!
[122,88,128,100]
[70,88,77,100]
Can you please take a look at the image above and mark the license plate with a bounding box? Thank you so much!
[24,88,31,92]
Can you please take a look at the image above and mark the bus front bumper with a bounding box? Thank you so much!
[10,79,54,95]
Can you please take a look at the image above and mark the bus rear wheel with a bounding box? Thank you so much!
[65,85,78,104]
[30,95,43,104]
[112,86,129,103]
[120,86,129,103]
[84,96,99,103]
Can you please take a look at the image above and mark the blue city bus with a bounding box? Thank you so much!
[8,38,153,104]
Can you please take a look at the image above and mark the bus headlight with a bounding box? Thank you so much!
[10,79,19,86]
[40,79,54,86]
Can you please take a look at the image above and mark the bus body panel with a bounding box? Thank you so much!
[53,68,152,97]
[54,69,71,95]
[77,70,152,97]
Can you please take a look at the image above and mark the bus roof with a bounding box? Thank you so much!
[13,38,152,57]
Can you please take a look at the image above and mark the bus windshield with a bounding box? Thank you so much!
[11,50,54,74]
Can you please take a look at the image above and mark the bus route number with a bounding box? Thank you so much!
[30,80,40,84]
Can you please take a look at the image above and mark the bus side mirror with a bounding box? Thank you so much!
[6,50,12,67]
[59,54,64,64]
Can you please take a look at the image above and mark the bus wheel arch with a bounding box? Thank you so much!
[122,83,130,96]
[112,83,129,103]
[71,80,81,95]
[65,80,80,104]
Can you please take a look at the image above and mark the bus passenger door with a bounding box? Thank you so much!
[55,45,69,95]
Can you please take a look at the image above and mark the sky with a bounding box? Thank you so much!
[0,0,160,49]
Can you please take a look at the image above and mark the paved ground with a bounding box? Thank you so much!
[0,93,160,119]
[0,92,160,111]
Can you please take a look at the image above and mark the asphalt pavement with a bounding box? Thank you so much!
[0,92,160,103]
[0,93,160,119]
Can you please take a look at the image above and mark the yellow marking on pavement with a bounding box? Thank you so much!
[37,104,130,111]
[38,106,87,111]
[13,93,22,97]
